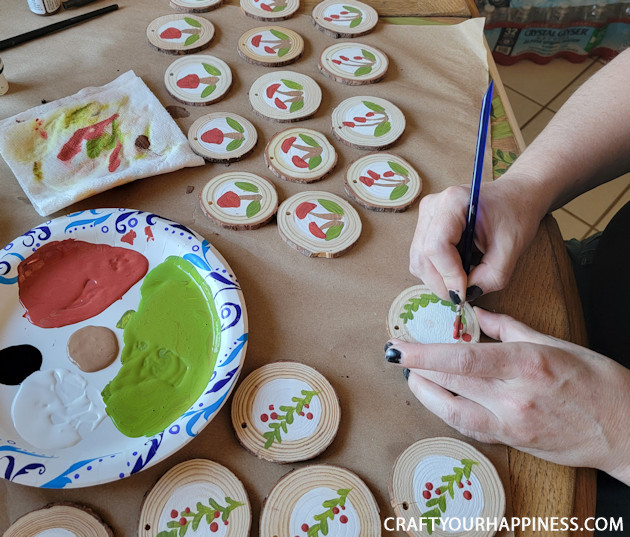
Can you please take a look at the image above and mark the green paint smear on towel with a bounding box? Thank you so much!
[102,255,221,438]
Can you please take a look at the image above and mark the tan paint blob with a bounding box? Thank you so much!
[67,326,119,373]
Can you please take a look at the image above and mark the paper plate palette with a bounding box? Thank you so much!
[0,209,248,488]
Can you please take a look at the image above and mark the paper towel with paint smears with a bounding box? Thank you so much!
[0,70,204,216]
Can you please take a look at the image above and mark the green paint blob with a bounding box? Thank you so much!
[101,256,221,437]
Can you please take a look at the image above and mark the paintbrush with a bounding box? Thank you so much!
[454,80,494,339]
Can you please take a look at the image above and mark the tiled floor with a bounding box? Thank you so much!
[496,58,630,240]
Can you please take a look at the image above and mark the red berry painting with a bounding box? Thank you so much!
[157,496,244,537]
[343,100,391,138]
[323,4,364,28]
[358,160,411,201]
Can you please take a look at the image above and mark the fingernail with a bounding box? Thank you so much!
[403,368,410,380]
[448,290,461,305]
[384,341,394,352]
[385,347,401,364]
[466,285,483,301]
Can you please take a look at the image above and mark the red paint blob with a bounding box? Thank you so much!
[171,510,178,518]
[425,482,433,490]
[306,412,313,420]
[270,412,278,420]
[422,490,431,500]
[462,333,472,342]
[463,490,472,500]
[179,518,186,526]
[333,507,339,514]
[269,404,274,410]
[214,511,221,519]
[339,515,348,524]
[301,523,309,532]
[436,488,441,495]
[210,522,219,532]
[260,413,269,422]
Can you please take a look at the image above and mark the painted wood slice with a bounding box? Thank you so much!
[260,464,381,537]
[165,55,232,106]
[277,191,361,258]
[332,96,405,149]
[250,71,321,122]
[319,42,388,85]
[240,0,300,21]
[238,26,304,66]
[265,128,337,183]
[387,285,480,344]
[170,0,223,13]
[138,459,251,537]
[345,153,421,211]
[200,172,278,230]
[4,503,113,537]
[188,113,258,162]
[147,14,215,55]
[390,437,505,537]
[312,0,378,38]
[231,362,340,462]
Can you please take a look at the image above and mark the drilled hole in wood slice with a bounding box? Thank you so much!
[145,524,151,531]
[402,502,409,510]
[241,422,247,428]
[394,325,400,330]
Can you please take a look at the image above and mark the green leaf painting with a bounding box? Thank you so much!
[185,17,201,27]
[185,34,200,46]
[299,134,320,147]
[226,117,245,133]
[343,5,362,13]
[235,181,259,193]
[308,155,322,170]
[246,200,262,218]
[363,100,385,112]
[390,184,409,201]
[349,17,363,28]
[325,224,344,241]
[200,85,216,98]
[318,199,344,215]
[354,66,372,77]
[262,389,319,449]
[400,293,462,324]
[388,161,409,176]
[226,138,245,152]
[282,79,303,90]
[289,100,305,113]
[278,47,290,57]
[270,29,290,40]
[361,49,376,61]
[374,121,391,138]
[157,496,244,537]
[203,63,221,76]
[303,489,352,537]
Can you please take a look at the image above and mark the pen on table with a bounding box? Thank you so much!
[454,79,494,339]
[0,4,119,52]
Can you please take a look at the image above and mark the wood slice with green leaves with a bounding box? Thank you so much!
[260,465,381,537]
[319,42,388,85]
[311,0,378,38]
[147,14,215,55]
[164,55,232,106]
[4,503,113,537]
[138,459,251,537]
[170,0,223,13]
[345,152,422,211]
[390,437,505,537]
[199,171,278,230]
[332,96,405,149]
[238,26,304,66]
[188,112,258,162]
[231,362,340,463]
[240,0,300,21]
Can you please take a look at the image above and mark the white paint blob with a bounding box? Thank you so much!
[405,300,464,344]
[290,487,360,537]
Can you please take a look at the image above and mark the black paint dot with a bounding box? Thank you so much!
[0,344,43,385]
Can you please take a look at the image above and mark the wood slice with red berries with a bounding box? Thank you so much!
[170,0,223,13]
[238,26,304,67]
[199,172,278,230]
[231,362,340,462]
[311,0,378,39]
[276,191,361,258]
[390,437,505,537]
[265,128,337,183]
[260,464,381,537]
[240,0,300,21]
[188,112,258,162]
[147,14,215,55]
[319,42,388,85]
[165,55,232,106]
[4,503,113,537]
[138,459,251,537]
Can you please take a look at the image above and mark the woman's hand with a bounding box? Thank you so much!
[386,307,630,485]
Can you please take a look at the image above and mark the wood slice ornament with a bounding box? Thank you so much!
[345,153,422,211]
[188,113,258,162]
[277,192,361,258]
[4,503,113,537]
[390,437,505,537]
[238,26,304,66]
[138,459,251,537]
[231,362,340,462]
[147,14,215,54]
[170,0,223,13]
[319,42,388,85]
[265,128,337,183]
[250,71,321,122]
[312,0,378,38]
[260,464,381,537]
[240,0,300,21]
[200,172,278,230]
[165,55,232,106]
[332,96,405,149]
[387,285,480,344]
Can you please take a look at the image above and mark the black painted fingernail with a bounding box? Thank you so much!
[403,368,410,380]
[385,347,401,364]
[449,290,461,305]
[466,285,483,301]
[384,341,394,352]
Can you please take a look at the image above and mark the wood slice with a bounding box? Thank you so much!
[390,437,505,537]
[311,0,378,38]
[319,42,388,85]
[188,112,258,162]
[231,362,340,462]
[276,191,361,258]
[164,55,232,106]
[260,464,381,537]
[249,71,321,122]
[240,0,300,21]
[237,26,304,67]
[170,0,223,13]
[265,128,337,183]
[387,285,480,344]
[147,14,215,55]
[199,172,278,230]
[331,96,405,149]
[344,152,421,211]
[138,459,251,537]
[4,503,113,537]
